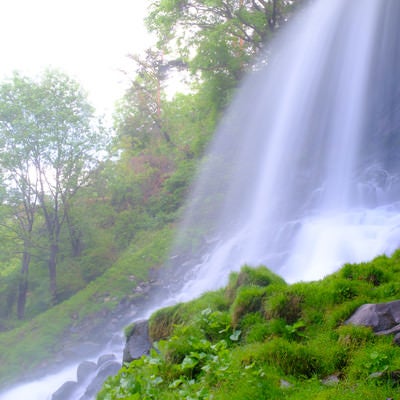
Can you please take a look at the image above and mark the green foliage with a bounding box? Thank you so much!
[262,338,324,378]
[0,3,398,397]
[336,324,376,350]
[284,320,307,341]
[325,299,367,329]
[0,69,108,313]
[239,312,270,343]
[0,226,174,388]
[265,289,304,325]
[230,285,266,326]
[340,257,390,286]
[226,264,286,302]
[99,254,400,399]
[0,271,18,321]
[149,303,184,342]
[199,307,231,340]
[346,339,400,380]
[146,0,304,108]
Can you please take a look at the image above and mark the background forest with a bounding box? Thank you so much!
[0,0,304,387]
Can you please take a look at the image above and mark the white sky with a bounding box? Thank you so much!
[0,0,153,118]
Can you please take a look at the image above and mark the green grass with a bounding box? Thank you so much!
[97,252,400,400]
[0,225,174,389]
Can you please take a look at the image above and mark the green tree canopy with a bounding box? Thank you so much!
[0,69,106,307]
[146,0,303,106]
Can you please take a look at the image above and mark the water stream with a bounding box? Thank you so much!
[169,0,400,290]
[2,0,400,398]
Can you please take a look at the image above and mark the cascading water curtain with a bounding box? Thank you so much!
[168,0,400,297]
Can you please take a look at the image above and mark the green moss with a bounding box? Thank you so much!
[149,303,184,342]
[99,253,400,399]
[265,289,304,324]
[231,285,267,326]
[3,247,400,398]
[240,312,270,343]
[226,265,286,302]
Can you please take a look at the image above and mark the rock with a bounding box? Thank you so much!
[368,371,384,380]
[79,361,121,400]
[97,353,116,367]
[77,360,97,383]
[389,370,400,383]
[123,319,151,363]
[345,300,400,333]
[368,370,400,385]
[394,332,400,345]
[66,341,102,358]
[321,374,340,385]
[109,334,124,352]
[280,379,293,388]
[51,380,78,400]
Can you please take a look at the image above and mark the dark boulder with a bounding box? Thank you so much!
[79,361,121,400]
[97,353,117,367]
[123,319,151,363]
[77,360,97,383]
[51,380,78,400]
[345,300,400,334]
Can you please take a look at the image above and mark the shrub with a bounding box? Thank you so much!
[265,290,303,324]
[331,279,358,303]
[240,312,270,343]
[149,303,184,341]
[226,265,286,302]
[336,324,375,350]
[346,340,400,380]
[325,298,367,329]
[263,338,325,378]
[198,307,232,342]
[158,324,203,365]
[231,286,267,326]
[340,257,390,287]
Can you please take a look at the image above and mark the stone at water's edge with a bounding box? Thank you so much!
[345,300,400,336]
[77,361,97,383]
[50,354,121,400]
[51,381,78,400]
[123,319,152,363]
[79,361,121,400]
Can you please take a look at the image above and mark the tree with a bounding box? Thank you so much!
[146,0,304,106]
[115,49,181,151]
[0,70,106,306]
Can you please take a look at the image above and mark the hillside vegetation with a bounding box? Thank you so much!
[0,0,307,388]
[98,254,400,399]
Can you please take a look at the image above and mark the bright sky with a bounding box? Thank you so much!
[0,0,153,118]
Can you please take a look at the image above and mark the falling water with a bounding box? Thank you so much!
[169,0,400,297]
[2,0,400,398]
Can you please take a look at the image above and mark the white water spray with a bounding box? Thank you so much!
[170,0,400,293]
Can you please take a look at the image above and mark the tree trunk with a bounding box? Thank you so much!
[269,0,279,31]
[17,250,31,320]
[48,242,58,304]
[64,203,83,257]
[71,235,83,257]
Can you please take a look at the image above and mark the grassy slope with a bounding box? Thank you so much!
[97,252,400,399]
[0,226,174,389]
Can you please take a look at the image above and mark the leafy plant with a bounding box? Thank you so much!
[284,320,307,341]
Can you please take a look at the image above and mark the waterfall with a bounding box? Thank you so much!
[2,0,400,398]
[169,0,400,297]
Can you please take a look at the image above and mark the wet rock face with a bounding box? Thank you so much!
[79,360,122,400]
[77,361,97,383]
[51,381,79,400]
[51,354,121,400]
[123,319,152,363]
[345,300,400,335]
